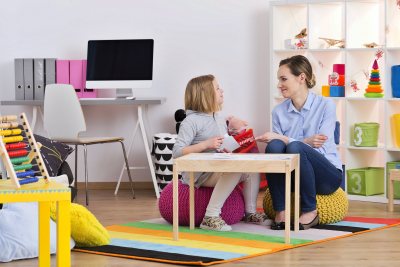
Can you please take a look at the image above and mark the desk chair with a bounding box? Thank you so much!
[44,84,135,206]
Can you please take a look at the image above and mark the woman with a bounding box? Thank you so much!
[255,55,342,230]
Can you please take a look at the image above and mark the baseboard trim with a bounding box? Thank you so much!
[76,182,155,190]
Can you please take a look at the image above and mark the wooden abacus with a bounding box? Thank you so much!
[0,113,51,189]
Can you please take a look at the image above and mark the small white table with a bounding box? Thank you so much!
[172,153,300,244]
[1,98,166,198]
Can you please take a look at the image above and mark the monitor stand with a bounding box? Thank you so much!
[116,89,136,100]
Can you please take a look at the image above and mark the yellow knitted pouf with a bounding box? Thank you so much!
[50,202,110,247]
[262,187,348,224]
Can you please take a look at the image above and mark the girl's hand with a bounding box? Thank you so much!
[254,132,280,143]
[204,136,224,150]
[220,148,232,153]
[303,134,328,148]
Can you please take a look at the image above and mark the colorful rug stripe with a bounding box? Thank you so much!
[109,238,247,260]
[73,216,400,266]
[107,225,290,250]
[108,231,270,255]
[75,245,224,264]
[343,216,400,225]
[121,222,312,245]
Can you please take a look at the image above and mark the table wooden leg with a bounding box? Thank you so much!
[389,176,394,212]
[173,162,179,241]
[56,201,70,267]
[190,172,195,230]
[294,164,300,232]
[285,168,291,244]
[39,201,50,267]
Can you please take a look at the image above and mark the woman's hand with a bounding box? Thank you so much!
[204,136,225,150]
[255,132,281,143]
[303,134,328,148]
[220,148,232,153]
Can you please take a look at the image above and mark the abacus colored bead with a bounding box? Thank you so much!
[10,157,30,164]
[5,143,26,150]
[19,177,39,185]
[16,170,36,178]
[8,149,28,158]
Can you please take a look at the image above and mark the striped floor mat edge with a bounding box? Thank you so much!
[73,216,400,265]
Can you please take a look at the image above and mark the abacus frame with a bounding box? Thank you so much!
[0,113,51,189]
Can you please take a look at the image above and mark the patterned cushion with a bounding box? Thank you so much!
[159,180,245,227]
[262,187,348,225]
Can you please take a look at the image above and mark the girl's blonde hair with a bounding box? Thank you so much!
[185,75,221,113]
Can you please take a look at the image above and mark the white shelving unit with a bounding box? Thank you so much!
[270,0,400,204]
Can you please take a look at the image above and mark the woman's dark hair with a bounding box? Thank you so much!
[279,55,316,89]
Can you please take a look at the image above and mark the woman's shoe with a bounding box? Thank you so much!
[271,221,286,230]
[292,213,319,230]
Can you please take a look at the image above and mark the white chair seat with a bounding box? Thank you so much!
[77,136,124,144]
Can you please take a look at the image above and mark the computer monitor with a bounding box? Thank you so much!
[86,39,154,99]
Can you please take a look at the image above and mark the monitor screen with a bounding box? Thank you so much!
[86,39,154,89]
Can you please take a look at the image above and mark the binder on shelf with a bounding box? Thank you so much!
[82,60,97,98]
[45,58,56,88]
[56,60,69,84]
[23,58,34,100]
[33,58,45,100]
[70,60,83,98]
[14,58,24,100]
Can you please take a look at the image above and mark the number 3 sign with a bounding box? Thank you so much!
[354,126,362,146]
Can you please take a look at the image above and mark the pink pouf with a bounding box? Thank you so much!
[159,180,245,227]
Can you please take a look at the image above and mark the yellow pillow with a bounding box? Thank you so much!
[50,202,110,247]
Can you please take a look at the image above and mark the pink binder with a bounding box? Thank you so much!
[82,60,98,98]
[56,60,69,84]
[69,60,83,99]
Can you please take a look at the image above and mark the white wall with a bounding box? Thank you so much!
[0,0,271,182]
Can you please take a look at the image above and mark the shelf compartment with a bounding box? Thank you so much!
[272,4,307,50]
[309,50,345,96]
[309,2,345,50]
[346,1,381,49]
[386,100,400,149]
[386,0,400,48]
[345,50,386,98]
[385,50,400,98]
[346,99,385,147]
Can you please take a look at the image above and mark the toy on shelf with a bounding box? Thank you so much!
[349,79,359,92]
[0,113,51,189]
[294,28,307,39]
[363,42,379,48]
[295,38,308,49]
[364,60,384,98]
[318,38,345,49]
[322,85,330,97]
[294,28,308,49]
[227,116,248,136]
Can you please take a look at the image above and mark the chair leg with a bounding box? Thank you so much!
[83,144,89,206]
[74,145,78,189]
[120,140,135,199]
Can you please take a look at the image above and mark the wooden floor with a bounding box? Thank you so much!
[4,188,400,267]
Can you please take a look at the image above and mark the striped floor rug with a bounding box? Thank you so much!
[74,216,400,265]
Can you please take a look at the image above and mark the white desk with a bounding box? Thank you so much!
[1,97,166,198]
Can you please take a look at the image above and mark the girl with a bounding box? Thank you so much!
[173,75,270,231]
[256,55,342,230]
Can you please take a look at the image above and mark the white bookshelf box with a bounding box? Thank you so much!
[345,50,386,98]
[386,0,400,48]
[346,1,380,49]
[309,2,345,50]
[270,0,400,204]
[272,4,307,50]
